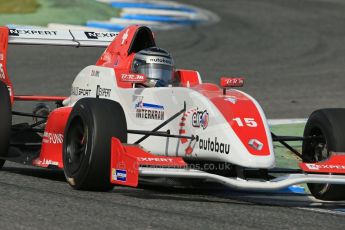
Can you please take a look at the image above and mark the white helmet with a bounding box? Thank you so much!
[131,47,175,87]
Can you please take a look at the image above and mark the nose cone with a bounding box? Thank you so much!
[212,90,272,156]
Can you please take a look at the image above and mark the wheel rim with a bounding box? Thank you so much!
[308,128,330,194]
[65,116,88,175]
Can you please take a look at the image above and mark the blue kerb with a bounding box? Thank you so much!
[86,21,125,31]
[110,2,196,13]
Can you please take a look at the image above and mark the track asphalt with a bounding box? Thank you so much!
[3,0,345,229]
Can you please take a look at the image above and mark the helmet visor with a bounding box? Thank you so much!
[133,60,174,86]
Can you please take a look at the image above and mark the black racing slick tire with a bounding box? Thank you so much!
[0,81,11,169]
[63,98,127,191]
[302,109,345,201]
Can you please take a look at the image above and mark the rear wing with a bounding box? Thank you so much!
[7,27,119,47]
[0,26,119,104]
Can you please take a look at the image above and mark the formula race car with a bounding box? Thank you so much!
[1,25,345,201]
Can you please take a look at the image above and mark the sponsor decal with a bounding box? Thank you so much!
[120,73,146,83]
[198,137,230,154]
[0,53,4,61]
[138,157,173,163]
[42,158,59,166]
[248,139,263,151]
[192,109,209,129]
[9,29,57,36]
[113,169,127,182]
[305,163,345,170]
[0,63,5,80]
[78,88,91,96]
[84,31,117,39]
[121,29,129,45]
[43,132,64,144]
[90,70,100,77]
[305,164,320,170]
[96,85,111,98]
[179,108,230,155]
[147,57,172,65]
[135,96,164,120]
[71,87,91,96]
[220,77,244,87]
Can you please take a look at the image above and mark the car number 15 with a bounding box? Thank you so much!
[232,117,258,127]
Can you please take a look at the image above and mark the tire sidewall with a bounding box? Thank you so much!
[303,109,345,160]
[303,112,332,161]
[63,101,95,189]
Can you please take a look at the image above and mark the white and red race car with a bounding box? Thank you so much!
[0,25,345,200]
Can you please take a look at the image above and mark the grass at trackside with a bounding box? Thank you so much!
[0,0,40,14]
[0,0,120,26]
[270,123,305,169]
[270,123,311,193]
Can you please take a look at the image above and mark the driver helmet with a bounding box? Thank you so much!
[131,47,175,87]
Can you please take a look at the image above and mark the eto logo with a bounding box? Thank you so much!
[192,110,209,129]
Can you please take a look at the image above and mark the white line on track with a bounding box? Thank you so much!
[110,18,162,25]
[47,23,109,31]
[97,0,184,6]
[120,8,199,18]
[297,207,345,216]
[268,118,307,126]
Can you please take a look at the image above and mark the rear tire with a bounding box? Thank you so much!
[0,81,11,169]
[63,98,127,191]
[302,109,345,200]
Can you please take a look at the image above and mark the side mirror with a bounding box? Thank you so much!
[120,73,147,84]
[220,77,244,95]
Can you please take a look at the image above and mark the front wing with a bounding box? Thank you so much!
[110,137,345,191]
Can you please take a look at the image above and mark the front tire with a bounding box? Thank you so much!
[302,109,345,200]
[0,81,11,169]
[63,98,127,191]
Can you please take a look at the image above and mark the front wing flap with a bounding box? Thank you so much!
[299,153,345,174]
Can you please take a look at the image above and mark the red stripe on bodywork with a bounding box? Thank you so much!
[193,83,270,156]
[14,95,67,101]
